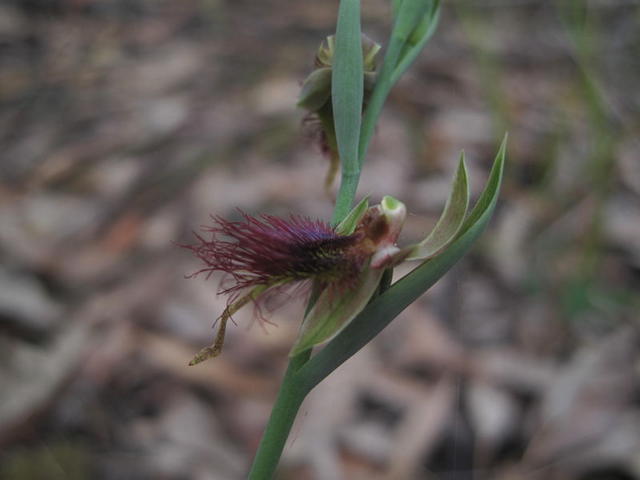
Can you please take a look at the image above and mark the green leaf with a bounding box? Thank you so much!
[330,0,364,225]
[392,0,432,42]
[358,0,439,170]
[297,137,507,389]
[335,196,369,235]
[332,0,363,178]
[391,0,441,85]
[405,153,469,261]
[290,267,384,357]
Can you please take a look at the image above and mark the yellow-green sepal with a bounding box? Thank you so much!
[405,153,469,261]
[297,67,332,111]
[289,265,384,357]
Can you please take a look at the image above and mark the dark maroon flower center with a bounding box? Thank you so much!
[183,212,364,296]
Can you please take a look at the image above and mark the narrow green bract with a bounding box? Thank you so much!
[358,0,440,169]
[332,0,363,179]
[459,134,508,236]
[406,153,469,261]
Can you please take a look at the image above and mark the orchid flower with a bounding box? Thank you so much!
[183,151,477,365]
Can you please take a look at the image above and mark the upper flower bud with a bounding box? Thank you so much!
[298,34,381,191]
[297,34,380,112]
[315,34,380,73]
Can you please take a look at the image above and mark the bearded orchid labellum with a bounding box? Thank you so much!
[183,154,470,365]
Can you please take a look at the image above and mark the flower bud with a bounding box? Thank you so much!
[298,34,381,190]
[298,34,381,112]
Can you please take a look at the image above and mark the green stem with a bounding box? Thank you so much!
[247,349,311,479]
[247,105,361,479]
[331,172,360,225]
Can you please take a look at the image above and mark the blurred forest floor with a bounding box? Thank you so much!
[1,1,639,479]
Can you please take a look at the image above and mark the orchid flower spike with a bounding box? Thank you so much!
[183,155,471,365]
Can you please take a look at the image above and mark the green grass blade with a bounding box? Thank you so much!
[297,139,506,390]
